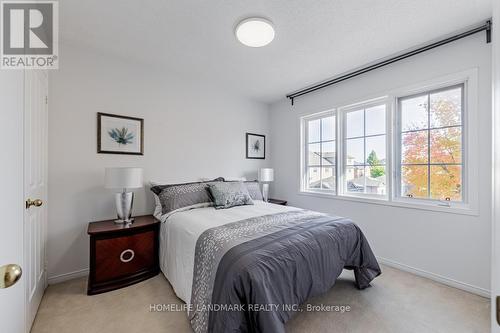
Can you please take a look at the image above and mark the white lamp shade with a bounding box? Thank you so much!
[105,167,143,189]
[258,168,274,182]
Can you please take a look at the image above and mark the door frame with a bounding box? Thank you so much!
[492,2,500,332]
[0,70,27,333]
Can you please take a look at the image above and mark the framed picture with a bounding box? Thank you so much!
[97,113,144,155]
[246,133,265,159]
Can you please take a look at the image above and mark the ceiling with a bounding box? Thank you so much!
[60,0,492,104]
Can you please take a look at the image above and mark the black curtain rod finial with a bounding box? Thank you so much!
[486,20,492,43]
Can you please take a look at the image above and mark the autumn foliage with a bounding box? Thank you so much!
[401,88,462,201]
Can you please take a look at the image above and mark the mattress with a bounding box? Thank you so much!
[159,200,300,304]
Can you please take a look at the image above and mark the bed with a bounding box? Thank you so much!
[157,199,381,333]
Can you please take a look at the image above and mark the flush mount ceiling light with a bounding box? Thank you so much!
[235,17,275,47]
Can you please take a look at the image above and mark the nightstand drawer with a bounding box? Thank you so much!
[94,230,155,283]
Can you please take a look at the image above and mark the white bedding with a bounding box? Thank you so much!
[159,200,300,304]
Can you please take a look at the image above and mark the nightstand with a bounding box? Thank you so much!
[268,198,288,206]
[87,215,160,295]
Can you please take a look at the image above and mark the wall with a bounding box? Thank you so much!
[47,43,270,281]
[269,34,491,295]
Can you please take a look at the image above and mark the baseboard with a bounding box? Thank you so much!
[377,256,490,298]
[48,268,89,285]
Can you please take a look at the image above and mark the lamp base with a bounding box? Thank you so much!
[114,218,135,224]
[115,191,134,224]
[262,183,270,202]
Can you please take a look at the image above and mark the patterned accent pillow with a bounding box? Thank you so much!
[150,177,223,195]
[208,182,254,209]
[244,181,263,201]
[150,178,224,217]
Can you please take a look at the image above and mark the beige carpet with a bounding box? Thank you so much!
[31,265,489,333]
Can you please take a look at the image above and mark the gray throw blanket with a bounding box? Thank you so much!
[189,210,381,333]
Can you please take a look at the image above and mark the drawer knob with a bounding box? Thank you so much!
[119,249,135,263]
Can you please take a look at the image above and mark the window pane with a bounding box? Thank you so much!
[308,143,320,165]
[307,167,321,189]
[430,165,462,201]
[430,127,462,164]
[321,167,335,190]
[321,116,335,141]
[401,95,428,131]
[402,131,428,164]
[346,138,364,165]
[321,141,335,166]
[308,119,320,143]
[346,109,364,138]
[365,166,387,195]
[345,166,365,193]
[365,135,386,165]
[401,165,429,198]
[430,87,462,128]
[365,105,386,136]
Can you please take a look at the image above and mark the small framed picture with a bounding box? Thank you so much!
[97,113,144,155]
[246,133,265,159]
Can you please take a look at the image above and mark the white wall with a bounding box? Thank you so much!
[47,44,270,281]
[269,34,491,295]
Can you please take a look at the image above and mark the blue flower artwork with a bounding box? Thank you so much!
[108,127,134,145]
[98,113,144,155]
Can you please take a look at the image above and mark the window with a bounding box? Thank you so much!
[300,72,476,213]
[304,112,336,192]
[397,84,464,202]
[343,103,387,197]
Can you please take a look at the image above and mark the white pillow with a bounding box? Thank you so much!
[224,177,248,182]
[199,176,247,182]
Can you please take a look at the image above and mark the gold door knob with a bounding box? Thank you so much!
[26,198,43,209]
[0,264,22,289]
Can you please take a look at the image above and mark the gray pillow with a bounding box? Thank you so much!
[150,177,223,195]
[244,181,264,201]
[150,178,223,216]
[208,182,254,209]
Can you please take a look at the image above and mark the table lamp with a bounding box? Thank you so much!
[105,167,143,224]
[258,168,274,202]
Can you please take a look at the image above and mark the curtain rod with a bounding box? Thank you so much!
[286,19,492,106]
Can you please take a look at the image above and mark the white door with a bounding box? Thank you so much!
[0,71,27,333]
[24,70,48,329]
[0,69,48,333]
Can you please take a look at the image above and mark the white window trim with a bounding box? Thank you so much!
[298,69,479,216]
[300,109,337,194]
[393,83,466,204]
[337,97,391,200]
[390,69,479,213]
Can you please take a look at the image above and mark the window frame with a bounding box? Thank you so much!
[301,109,337,194]
[394,83,466,204]
[337,97,391,200]
[298,69,479,215]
